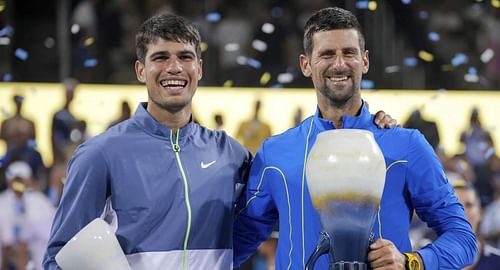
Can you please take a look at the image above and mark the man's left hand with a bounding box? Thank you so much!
[368,238,406,269]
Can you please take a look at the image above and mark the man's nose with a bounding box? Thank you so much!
[333,55,346,68]
[166,57,182,74]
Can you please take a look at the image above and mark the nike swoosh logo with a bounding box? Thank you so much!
[201,160,216,169]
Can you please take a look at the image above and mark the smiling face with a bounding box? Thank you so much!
[300,29,368,108]
[135,38,202,115]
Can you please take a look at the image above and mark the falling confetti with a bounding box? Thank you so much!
[236,56,247,65]
[224,43,239,52]
[277,72,294,83]
[464,73,479,83]
[83,58,98,67]
[384,65,401,73]
[403,57,418,67]
[427,32,440,42]
[0,37,10,45]
[356,1,370,9]
[71,24,80,34]
[361,79,374,89]
[84,37,94,47]
[480,48,494,63]
[451,53,468,66]
[368,1,377,11]
[15,48,28,60]
[246,58,262,69]
[206,12,221,23]
[260,72,271,85]
[3,73,12,81]
[401,0,412,4]
[200,42,208,52]
[492,0,500,8]
[262,23,275,34]
[419,10,429,20]
[44,37,55,48]
[271,7,283,18]
[0,25,14,37]
[0,1,5,12]
[252,39,267,52]
[418,50,434,62]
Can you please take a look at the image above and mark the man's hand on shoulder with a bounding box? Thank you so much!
[374,111,397,129]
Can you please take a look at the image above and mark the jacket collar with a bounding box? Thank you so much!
[313,100,374,132]
[132,102,196,142]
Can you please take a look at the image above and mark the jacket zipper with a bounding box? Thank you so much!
[170,129,192,270]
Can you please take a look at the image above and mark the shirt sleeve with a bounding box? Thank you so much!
[406,131,477,269]
[233,142,278,267]
[43,142,111,270]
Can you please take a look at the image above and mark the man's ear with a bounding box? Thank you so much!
[135,60,146,83]
[197,59,203,80]
[299,54,312,77]
[362,50,369,74]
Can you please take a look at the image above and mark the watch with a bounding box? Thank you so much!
[404,252,422,270]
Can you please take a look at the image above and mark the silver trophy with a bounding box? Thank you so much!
[305,129,386,270]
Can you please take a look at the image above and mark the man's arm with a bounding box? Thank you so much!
[407,131,477,269]
[233,143,278,267]
[43,142,110,269]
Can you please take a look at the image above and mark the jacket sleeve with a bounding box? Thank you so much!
[406,131,477,269]
[233,142,278,267]
[43,142,111,270]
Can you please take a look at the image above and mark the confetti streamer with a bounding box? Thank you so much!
[403,57,418,67]
[277,73,294,83]
[260,72,271,85]
[15,48,28,61]
[262,23,275,34]
[427,32,440,42]
[361,79,374,89]
[451,53,468,66]
[206,12,221,23]
[200,42,208,52]
[83,58,98,67]
[418,50,434,62]
[252,39,267,52]
[224,43,239,52]
[384,65,401,73]
[223,80,233,87]
[480,48,494,63]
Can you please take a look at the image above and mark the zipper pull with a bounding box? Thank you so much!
[170,130,181,152]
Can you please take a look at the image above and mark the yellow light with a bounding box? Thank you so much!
[260,72,271,85]
[492,0,500,8]
[418,50,434,62]
[0,1,5,12]
[223,80,233,87]
[84,37,94,47]
[200,42,208,52]
[368,1,378,11]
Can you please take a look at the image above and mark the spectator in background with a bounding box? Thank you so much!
[51,78,80,163]
[236,100,272,155]
[108,100,132,128]
[403,108,440,151]
[452,180,500,269]
[480,173,500,249]
[1,95,46,187]
[0,95,36,151]
[460,107,496,205]
[0,161,55,270]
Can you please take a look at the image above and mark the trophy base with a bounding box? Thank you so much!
[333,261,367,270]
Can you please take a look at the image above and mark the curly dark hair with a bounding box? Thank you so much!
[303,7,365,56]
[135,14,201,63]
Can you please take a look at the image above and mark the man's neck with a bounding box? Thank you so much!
[318,96,362,128]
[147,103,192,131]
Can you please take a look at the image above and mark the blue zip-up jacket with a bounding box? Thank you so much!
[234,102,477,270]
[44,103,251,270]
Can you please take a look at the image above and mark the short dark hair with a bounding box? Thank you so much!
[135,14,202,63]
[303,7,365,56]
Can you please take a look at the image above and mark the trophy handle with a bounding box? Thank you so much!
[305,232,332,270]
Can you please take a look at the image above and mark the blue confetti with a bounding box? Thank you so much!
[404,57,418,67]
[246,58,262,69]
[428,32,440,42]
[468,67,477,75]
[83,58,98,67]
[356,1,369,9]
[451,53,468,66]
[271,7,283,18]
[418,11,429,20]
[401,0,412,4]
[270,83,284,88]
[361,79,374,89]
[0,25,14,37]
[3,73,12,81]
[205,12,221,23]
[15,48,28,61]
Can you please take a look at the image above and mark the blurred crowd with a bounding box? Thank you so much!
[0,80,499,269]
[0,0,499,89]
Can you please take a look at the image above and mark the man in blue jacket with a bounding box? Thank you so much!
[233,7,477,270]
[43,14,253,270]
